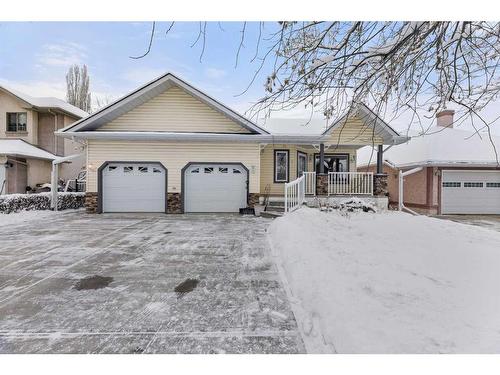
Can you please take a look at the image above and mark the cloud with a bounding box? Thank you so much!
[37,42,88,68]
[205,67,226,79]
[121,67,169,85]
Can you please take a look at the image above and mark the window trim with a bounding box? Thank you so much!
[297,151,308,178]
[6,112,27,133]
[313,153,350,173]
[274,149,290,183]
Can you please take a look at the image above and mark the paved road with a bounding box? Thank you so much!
[0,212,303,353]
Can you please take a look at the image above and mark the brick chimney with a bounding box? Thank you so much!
[436,109,455,128]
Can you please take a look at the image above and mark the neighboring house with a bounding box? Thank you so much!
[357,110,500,215]
[0,86,87,194]
[57,72,407,214]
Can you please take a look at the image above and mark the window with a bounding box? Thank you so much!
[232,168,242,174]
[219,167,228,173]
[153,167,162,174]
[274,150,289,182]
[297,152,307,177]
[486,182,500,188]
[7,112,27,132]
[108,166,117,172]
[442,182,461,188]
[314,154,349,173]
[123,166,133,173]
[190,167,200,174]
[204,167,214,174]
[464,182,483,188]
[138,166,148,173]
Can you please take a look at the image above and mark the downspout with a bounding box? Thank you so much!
[398,167,423,215]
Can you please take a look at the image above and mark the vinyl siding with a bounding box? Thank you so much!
[87,140,260,193]
[98,86,251,134]
[260,145,357,195]
[325,117,384,145]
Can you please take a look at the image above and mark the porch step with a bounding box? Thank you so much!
[265,206,285,213]
[260,211,283,219]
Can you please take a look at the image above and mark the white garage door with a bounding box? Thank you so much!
[184,164,247,213]
[102,163,166,212]
[442,170,500,214]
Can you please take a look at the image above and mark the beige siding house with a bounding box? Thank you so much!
[58,73,407,214]
[0,86,87,194]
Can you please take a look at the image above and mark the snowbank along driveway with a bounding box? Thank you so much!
[269,207,500,353]
[0,211,303,353]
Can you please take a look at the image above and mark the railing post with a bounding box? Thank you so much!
[284,182,288,213]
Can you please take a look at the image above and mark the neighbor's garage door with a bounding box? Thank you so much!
[184,164,247,212]
[102,163,166,212]
[441,170,500,214]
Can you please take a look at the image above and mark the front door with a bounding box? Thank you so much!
[314,154,349,173]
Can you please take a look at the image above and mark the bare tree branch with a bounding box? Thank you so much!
[130,21,156,59]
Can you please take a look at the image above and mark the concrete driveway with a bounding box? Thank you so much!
[0,211,303,353]
[434,215,500,232]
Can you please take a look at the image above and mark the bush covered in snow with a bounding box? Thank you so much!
[0,192,85,214]
[317,198,376,213]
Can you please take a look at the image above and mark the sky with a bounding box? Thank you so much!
[0,21,499,135]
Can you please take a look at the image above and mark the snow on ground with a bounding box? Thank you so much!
[268,207,500,353]
[0,209,82,226]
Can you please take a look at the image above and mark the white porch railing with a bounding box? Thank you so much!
[284,175,306,213]
[303,172,316,195]
[328,172,373,195]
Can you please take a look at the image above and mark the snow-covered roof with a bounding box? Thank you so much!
[0,86,88,119]
[0,139,57,160]
[357,126,500,168]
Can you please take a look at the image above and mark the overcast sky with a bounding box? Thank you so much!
[1,21,499,135]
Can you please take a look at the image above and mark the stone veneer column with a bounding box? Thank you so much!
[248,193,260,208]
[373,173,388,196]
[167,193,182,214]
[84,192,98,213]
[316,174,328,196]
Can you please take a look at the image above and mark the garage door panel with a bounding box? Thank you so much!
[102,163,166,213]
[442,170,500,214]
[184,164,247,213]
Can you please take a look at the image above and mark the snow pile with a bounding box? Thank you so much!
[0,209,61,225]
[269,207,500,353]
[0,192,85,213]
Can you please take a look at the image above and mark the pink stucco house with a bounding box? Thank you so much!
[357,110,500,215]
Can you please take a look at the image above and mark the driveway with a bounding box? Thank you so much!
[0,211,303,353]
[434,215,500,232]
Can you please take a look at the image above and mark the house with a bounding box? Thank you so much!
[357,110,500,215]
[57,72,407,214]
[0,86,88,194]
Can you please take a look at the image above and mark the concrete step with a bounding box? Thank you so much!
[265,206,285,213]
[260,211,283,219]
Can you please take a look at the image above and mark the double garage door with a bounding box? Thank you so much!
[102,162,247,213]
[441,170,500,214]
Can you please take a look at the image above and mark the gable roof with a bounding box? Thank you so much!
[59,72,269,135]
[357,126,500,168]
[0,139,57,160]
[0,86,88,119]
[321,102,402,143]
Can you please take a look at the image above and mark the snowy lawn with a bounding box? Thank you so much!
[269,207,500,353]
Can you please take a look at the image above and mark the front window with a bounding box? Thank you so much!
[297,152,307,177]
[274,150,289,182]
[7,112,27,132]
[315,154,349,173]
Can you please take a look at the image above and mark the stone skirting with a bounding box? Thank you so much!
[167,193,181,214]
[248,193,260,208]
[84,192,98,213]
[316,174,328,195]
[373,173,388,196]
